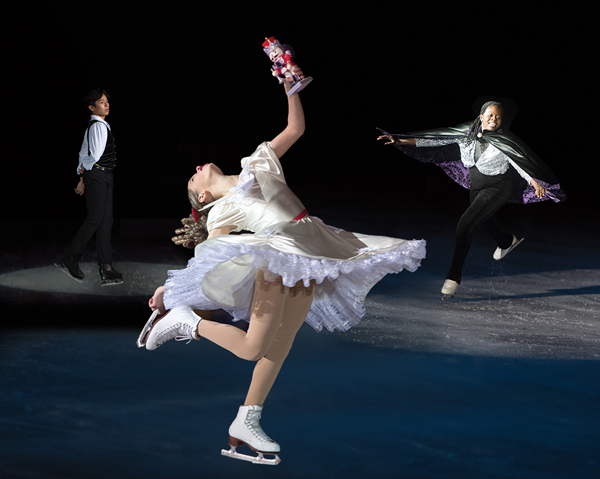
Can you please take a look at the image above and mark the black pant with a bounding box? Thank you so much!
[446,167,517,283]
[69,168,114,265]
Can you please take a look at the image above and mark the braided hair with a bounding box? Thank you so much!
[466,100,504,144]
[171,188,211,249]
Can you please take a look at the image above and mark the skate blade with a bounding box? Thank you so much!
[54,263,83,283]
[441,294,454,300]
[136,309,162,348]
[101,278,123,286]
[507,237,525,255]
[494,237,524,260]
[221,447,280,465]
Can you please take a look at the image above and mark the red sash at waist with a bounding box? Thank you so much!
[293,208,308,221]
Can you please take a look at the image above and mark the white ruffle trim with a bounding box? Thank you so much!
[164,239,426,333]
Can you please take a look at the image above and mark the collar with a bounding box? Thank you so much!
[90,115,109,126]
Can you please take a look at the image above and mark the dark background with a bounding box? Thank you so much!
[4,4,594,228]
[2,6,599,479]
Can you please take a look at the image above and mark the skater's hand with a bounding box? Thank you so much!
[74,178,85,195]
[288,65,304,80]
[377,135,416,146]
[531,179,546,198]
[282,65,304,93]
[377,134,395,145]
[149,286,166,314]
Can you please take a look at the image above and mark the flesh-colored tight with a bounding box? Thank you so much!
[196,270,315,407]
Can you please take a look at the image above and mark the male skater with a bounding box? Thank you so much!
[56,89,123,286]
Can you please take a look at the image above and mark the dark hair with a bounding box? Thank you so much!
[479,101,503,115]
[83,89,109,114]
[467,100,504,143]
[281,44,295,59]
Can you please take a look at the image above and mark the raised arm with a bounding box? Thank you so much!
[271,67,306,158]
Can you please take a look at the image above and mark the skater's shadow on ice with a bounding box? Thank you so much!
[463,284,600,302]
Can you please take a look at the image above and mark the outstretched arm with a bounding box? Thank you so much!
[530,179,547,198]
[271,66,306,158]
[377,135,416,146]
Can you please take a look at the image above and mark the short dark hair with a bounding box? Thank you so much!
[84,89,109,114]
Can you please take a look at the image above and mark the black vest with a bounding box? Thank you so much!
[87,120,117,169]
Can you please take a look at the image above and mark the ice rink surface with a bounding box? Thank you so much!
[1,205,598,479]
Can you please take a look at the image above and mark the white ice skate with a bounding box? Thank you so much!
[441,279,459,300]
[136,306,201,350]
[493,235,524,260]
[221,405,281,465]
[136,309,165,348]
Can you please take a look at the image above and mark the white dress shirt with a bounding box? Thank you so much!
[77,115,110,173]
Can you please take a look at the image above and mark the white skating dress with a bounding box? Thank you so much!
[163,142,426,332]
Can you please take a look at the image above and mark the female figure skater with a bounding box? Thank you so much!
[137,66,426,465]
[377,100,565,299]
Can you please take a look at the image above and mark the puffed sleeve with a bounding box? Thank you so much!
[241,141,286,182]
[206,201,247,233]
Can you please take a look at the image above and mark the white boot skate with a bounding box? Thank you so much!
[493,235,524,260]
[136,306,201,350]
[221,405,281,465]
[441,279,459,300]
[136,309,165,348]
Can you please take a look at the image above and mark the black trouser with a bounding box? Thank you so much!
[446,167,517,283]
[69,167,114,265]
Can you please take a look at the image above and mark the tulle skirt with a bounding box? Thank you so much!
[163,216,426,332]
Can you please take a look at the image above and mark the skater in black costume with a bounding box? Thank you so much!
[378,100,565,298]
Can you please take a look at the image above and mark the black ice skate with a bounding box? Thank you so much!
[55,254,85,283]
[99,264,123,286]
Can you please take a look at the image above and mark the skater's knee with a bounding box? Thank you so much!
[264,345,292,364]
[241,340,293,363]
[82,214,104,229]
[237,343,270,362]
[455,218,477,239]
[239,351,267,362]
